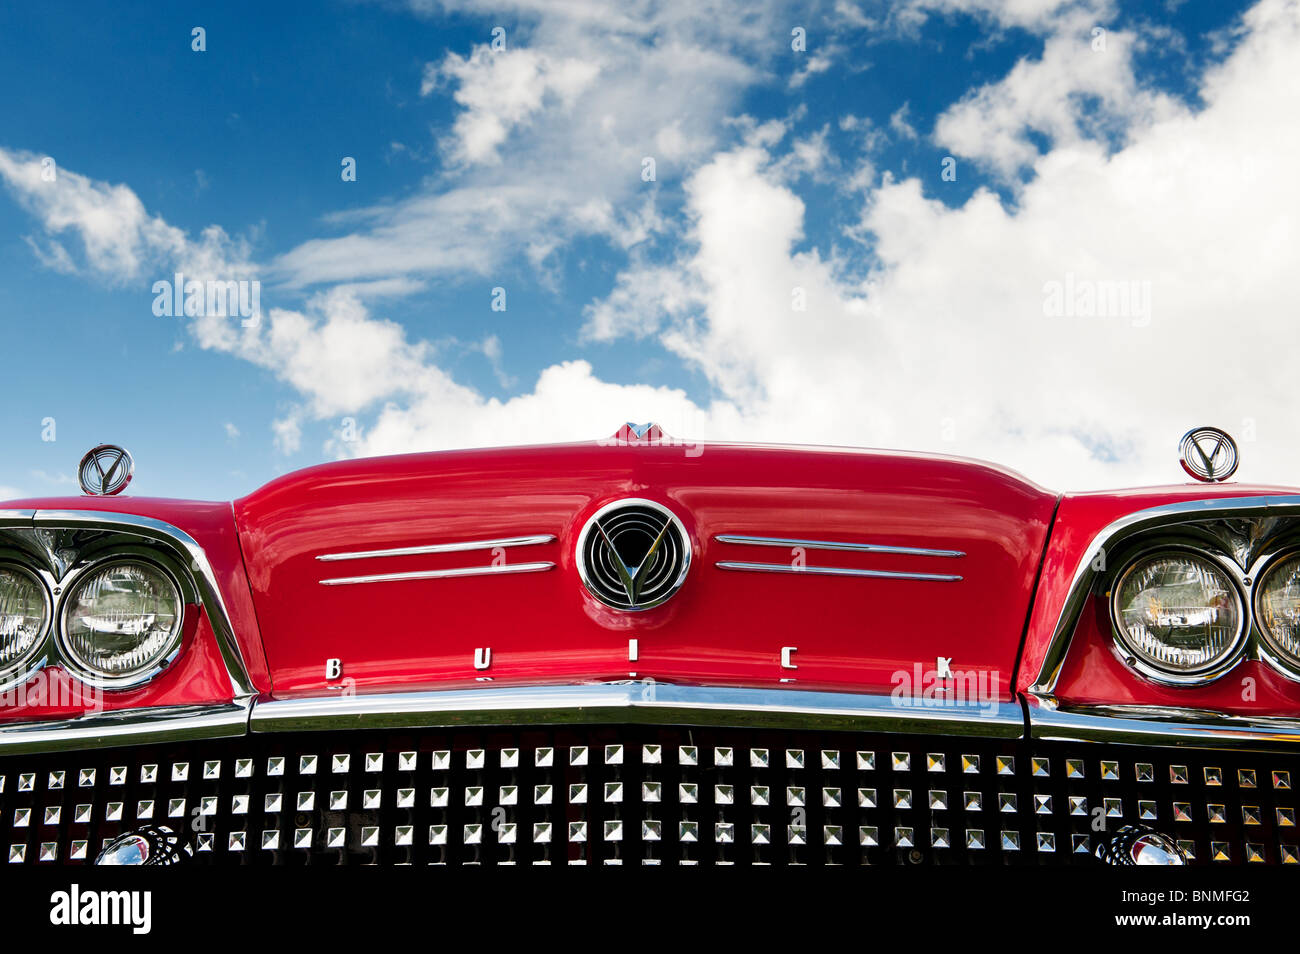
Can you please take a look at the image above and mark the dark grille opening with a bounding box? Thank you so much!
[0,726,1295,864]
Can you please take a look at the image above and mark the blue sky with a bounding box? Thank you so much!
[2,0,1294,501]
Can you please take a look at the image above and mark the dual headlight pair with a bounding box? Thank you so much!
[0,560,183,689]
[1112,550,1300,684]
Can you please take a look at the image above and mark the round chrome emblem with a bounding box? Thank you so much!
[576,498,691,611]
[78,444,134,496]
[1178,427,1238,483]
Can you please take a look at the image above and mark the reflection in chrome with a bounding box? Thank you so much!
[0,701,251,756]
[715,534,964,558]
[1178,426,1239,483]
[716,561,962,582]
[251,682,1025,737]
[77,444,134,497]
[1025,692,1300,747]
[1095,825,1187,866]
[95,825,191,866]
[319,561,555,586]
[316,534,555,562]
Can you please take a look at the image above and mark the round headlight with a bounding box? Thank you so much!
[1112,551,1243,678]
[0,565,49,677]
[60,561,183,684]
[1256,553,1300,669]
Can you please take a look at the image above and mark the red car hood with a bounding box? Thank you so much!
[232,441,1059,701]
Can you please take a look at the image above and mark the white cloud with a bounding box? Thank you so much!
[0,150,186,281]
[933,18,1182,179]
[224,422,241,440]
[428,47,600,166]
[889,103,919,140]
[900,0,1108,32]
[581,0,1300,489]
[269,1,773,290]
[0,485,24,501]
[272,416,303,455]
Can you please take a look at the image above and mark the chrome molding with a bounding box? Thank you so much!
[1029,494,1300,695]
[0,701,251,756]
[1026,692,1300,750]
[4,683,1300,754]
[316,534,555,562]
[715,534,965,558]
[251,683,1024,737]
[716,561,962,582]
[319,561,555,586]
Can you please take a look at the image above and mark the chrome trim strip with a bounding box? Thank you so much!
[716,560,962,582]
[30,510,256,700]
[316,534,555,562]
[0,509,36,528]
[0,701,251,756]
[251,683,1023,737]
[6,682,1300,753]
[1030,494,1300,695]
[1025,692,1300,750]
[716,534,965,558]
[319,561,555,586]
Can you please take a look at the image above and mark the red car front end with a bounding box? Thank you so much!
[1,427,1295,865]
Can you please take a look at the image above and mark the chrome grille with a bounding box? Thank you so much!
[1,727,1296,864]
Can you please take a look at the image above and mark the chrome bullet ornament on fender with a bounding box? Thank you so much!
[1178,427,1238,482]
[77,443,134,495]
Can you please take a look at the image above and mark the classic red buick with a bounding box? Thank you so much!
[0,423,1296,866]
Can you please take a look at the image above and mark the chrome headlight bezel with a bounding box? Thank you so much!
[0,562,52,691]
[1253,549,1300,680]
[1109,547,1248,686]
[55,556,187,690]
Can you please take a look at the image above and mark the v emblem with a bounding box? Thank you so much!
[1192,435,1224,477]
[594,516,673,606]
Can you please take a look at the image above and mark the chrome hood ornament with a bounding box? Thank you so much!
[1179,426,1238,482]
[78,443,134,496]
[576,498,691,610]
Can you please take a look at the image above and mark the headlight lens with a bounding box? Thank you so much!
[61,561,182,681]
[1256,553,1300,667]
[1113,552,1242,676]
[0,566,48,675]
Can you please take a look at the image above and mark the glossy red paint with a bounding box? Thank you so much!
[232,442,1057,701]
[0,611,232,723]
[5,444,1300,723]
